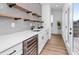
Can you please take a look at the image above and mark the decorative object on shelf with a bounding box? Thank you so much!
[7,3,32,14]
[40,26,43,28]
[38,26,43,29]
[57,21,61,29]
[31,26,35,30]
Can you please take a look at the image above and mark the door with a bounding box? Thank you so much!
[68,4,73,54]
[65,8,70,48]
[65,4,73,54]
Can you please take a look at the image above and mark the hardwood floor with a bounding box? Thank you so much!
[40,35,68,55]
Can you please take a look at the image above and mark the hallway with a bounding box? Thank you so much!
[41,35,68,55]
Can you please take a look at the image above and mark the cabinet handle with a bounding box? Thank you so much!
[8,50,16,55]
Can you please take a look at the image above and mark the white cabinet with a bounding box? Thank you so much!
[44,29,49,45]
[0,43,22,55]
[38,29,49,54]
[38,31,44,54]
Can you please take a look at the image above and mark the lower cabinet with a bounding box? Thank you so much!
[43,29,49,46]
[38,32,44,54]
[0,29,49,55]
[38,29,49,54]
[23,35,38,55]
[0,43,22,55]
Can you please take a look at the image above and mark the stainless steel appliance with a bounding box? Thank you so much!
[23,35,38,55]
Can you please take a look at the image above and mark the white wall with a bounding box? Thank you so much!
[41,4,51,39]
[51,10,62,34]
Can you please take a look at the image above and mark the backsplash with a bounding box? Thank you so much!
[0,3,42,36]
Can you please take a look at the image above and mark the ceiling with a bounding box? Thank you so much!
[50,3,64,11]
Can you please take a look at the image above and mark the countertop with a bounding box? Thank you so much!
[0,28,47,53]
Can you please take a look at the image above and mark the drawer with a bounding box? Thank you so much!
[0,43,22,55]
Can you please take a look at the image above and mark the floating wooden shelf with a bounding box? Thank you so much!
[0,12,21,20]
[7,3,32,13]
[24,19,30,21]
[6,3,42,22]
[7,3,41,17]
[32,13,41,17]
[24,19,43,23]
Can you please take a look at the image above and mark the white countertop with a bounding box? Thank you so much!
[0,29,47,53]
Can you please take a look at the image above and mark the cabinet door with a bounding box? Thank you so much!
[38,32,44,54]
[38,30,49,54]
[42,30,49,47]
[46,29,49,41]
[42,31,46,47]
